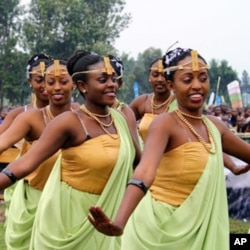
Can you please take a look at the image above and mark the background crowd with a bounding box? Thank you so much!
[2,103,250,133]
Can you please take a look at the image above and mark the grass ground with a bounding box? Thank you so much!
[0,200,249,249]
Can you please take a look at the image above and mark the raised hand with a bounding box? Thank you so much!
[88,206,123,236]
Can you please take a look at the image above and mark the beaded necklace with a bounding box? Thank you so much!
[45,105,74,121]
[176,109,203,120]
[151,93,174,113]
[33,102,38,109]
[175,109,216,153]
[46,105,54,121]
[80,105,118,139]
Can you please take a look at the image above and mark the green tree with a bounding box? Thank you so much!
[0,0,26,107]
[241,70,250,87]
[116,53,136,104]
[116,47,163,104]
[3,51,30,105]
[133,47,162,96]
[22,0,131,58]
[208,59,238,106]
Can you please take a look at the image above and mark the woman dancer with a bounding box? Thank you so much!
[88,47,250,250]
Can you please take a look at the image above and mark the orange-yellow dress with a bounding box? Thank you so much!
[121,117,229,250]
[30,109,135,250]
[138,99,177,143]
[4,109,60,250]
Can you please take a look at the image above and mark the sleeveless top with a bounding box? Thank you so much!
[150,142,209,206]
[61,116,120,194]
[138,99,178,142]
[23,108,60,190]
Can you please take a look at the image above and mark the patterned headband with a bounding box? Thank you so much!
[45,60,68,76]
[150,59,164,73]
[71,56,115,79]
[109,56,124,79]
[163,48,209,75]
[26,53,51,79]
[26,61,46,79]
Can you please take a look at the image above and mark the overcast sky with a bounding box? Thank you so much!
[21,0,249,75]
[114,0,250,75]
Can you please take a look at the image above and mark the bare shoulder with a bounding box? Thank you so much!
[71,102,80,110]
[149,111,175,131]
[121,105,135,119]
[2,106,24,122]
[206,115,228,134]
[16,108,43,120]
[129,94,150,106]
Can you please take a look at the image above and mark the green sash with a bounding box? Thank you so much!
[122,117,229,250]
[30,109,134,250]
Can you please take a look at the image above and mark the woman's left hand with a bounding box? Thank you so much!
[88,206,123,236]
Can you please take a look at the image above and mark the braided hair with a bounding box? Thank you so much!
[26,53,52,80]
[108,55,124,85]
[162,47,207,82]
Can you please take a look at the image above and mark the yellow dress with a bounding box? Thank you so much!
[138,99,177,142]
[122,117,229,250]
[4,109,60,250]
[30,109,135,250]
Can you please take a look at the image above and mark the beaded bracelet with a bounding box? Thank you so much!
[1,168,18,184]
[127,179,148,194]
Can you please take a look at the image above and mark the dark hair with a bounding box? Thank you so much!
[46,59,67,68]
[149,58,162,70]
[26,53,52,79]
[67,50,102,82]
[108,54,124,85]
[162,47,207,81]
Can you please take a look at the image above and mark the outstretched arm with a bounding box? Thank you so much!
[223,153,250,175]
[88,114,171,236]
[0,112,77,190]
[0,107,24,135]
[0,110,40,154]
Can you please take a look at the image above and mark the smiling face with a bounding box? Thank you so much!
[168,56,210,113]
[45,63,74,106]
[78,60,119,108]
[149,60,168,94]
[29,64,48,102]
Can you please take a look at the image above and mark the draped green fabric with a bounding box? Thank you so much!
[4,151,22,214]
[121,117,229,250]
[5,180,41,250]
[168,99,178,112]
[29,109,134,250]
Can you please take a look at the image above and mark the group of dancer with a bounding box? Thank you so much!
[0,47,250,249]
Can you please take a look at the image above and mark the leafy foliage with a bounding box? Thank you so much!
[0,0,28,106]
[0,0,247,107]
[208,59,239,105]
[22,0,131,58]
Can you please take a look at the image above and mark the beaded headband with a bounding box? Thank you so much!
[26,53,51,79]
[71,56,115,78]
[150,59,164,73]
[27,61,46,78]
[45,60,68,76]
[163,49,209,75]
[109,56,124,79]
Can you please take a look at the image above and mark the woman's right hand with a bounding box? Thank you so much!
[88,206,123,236]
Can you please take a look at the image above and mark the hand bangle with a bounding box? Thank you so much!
[1,168,18,184]
[127,179,148,194]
